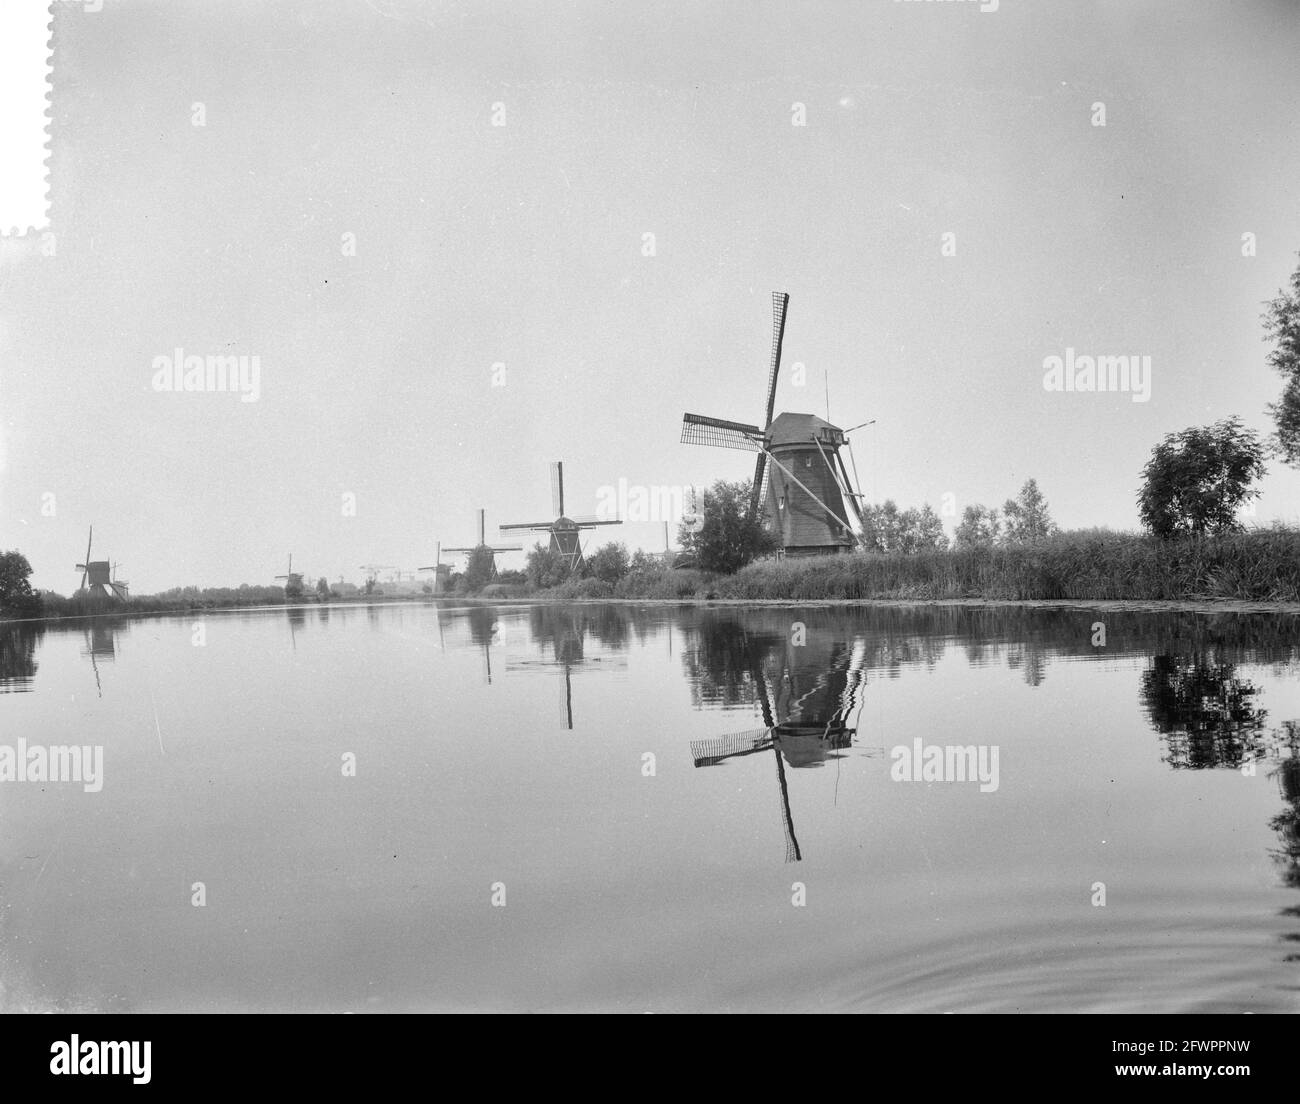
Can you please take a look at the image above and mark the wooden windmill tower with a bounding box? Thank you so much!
[680,292,867,555]
[74,526,130,600]
[437,509,524,577]
[499,461,623,574]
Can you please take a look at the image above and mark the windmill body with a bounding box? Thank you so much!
[681,292,865,556]
[74,526,130,600]
[500,461,622,574]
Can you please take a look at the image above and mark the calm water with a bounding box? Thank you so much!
[2,601,1299,1013]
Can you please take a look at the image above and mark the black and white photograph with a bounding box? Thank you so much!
[2,0,1300,1055]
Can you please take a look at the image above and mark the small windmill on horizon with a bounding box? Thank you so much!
[436,509,524,577]
[74,526,130,600]
[274,553,304,594]
[500,461,623,574]
[680,292,867,555]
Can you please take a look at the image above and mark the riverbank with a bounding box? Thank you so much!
[6,530,1299,626]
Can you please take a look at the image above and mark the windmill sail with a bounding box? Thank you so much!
[680,413,763,451]
[550,461,564,517]
[751,292,789,519]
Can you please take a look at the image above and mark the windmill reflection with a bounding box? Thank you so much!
[493,605,629,729]
[79,619,119,697]
[466,605,503,684]
[687,616,866,862]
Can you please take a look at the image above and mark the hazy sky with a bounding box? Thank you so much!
[3,0,1299,592]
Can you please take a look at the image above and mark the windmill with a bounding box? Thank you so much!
[74,526,130,600]
[358,564,395,593]
[680,292,867,555]
[689,631,867,862]
[499,461,623,574]
[417,544,451,595]
[436,509,524,578]
[275,553,304,595]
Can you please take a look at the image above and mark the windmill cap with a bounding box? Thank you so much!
[767,411,843,447]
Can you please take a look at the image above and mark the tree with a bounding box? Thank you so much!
[909,501,951,548]
[587,542,630,584]
[315,576,330,599]
[462,546,497,592]
[1265,254,1300,466]
[0,551,42,617]
[1138,417,1266,538]
[860,500,903,552]
[861,501,948,553]
[1002,479,1058,544]
[525,542,568,590]
[628,548,665,573]
[953,505,1001,549]
[676,479,774,574]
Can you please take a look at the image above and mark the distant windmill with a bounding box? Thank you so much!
[274,553,304,593]
[499,461,623,574]
[358,564,395,591]
[439,509,523,577]
[417,544,450,595]
[74,526,130,600]
[680,292,867,555]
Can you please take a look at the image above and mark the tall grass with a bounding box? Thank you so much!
[33,590,291,619]
[714,529,1300,602]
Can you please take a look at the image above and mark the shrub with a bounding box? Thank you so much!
[587,542,630,584]
[0,551,43,618]
[677,479,775,574]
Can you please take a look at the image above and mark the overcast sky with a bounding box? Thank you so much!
[3,0,1299,593]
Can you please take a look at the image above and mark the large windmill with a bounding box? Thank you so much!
[74,526,130,600]
[499,461,623,574]
[436,509,523,577]
[681,292,867,555]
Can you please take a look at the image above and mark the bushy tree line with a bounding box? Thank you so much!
[953,479,1060,549]
[859,502,947,553]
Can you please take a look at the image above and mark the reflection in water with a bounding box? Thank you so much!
[686,614,865,862]
[0,621,44,693]
[1138,651,1300,962]
[1141,654,1269,769]
[287,606,307,650]
[503,605,628,729]
[1268,722,1300,892]
[80,619,120,697]
[6,600,1300,1011]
